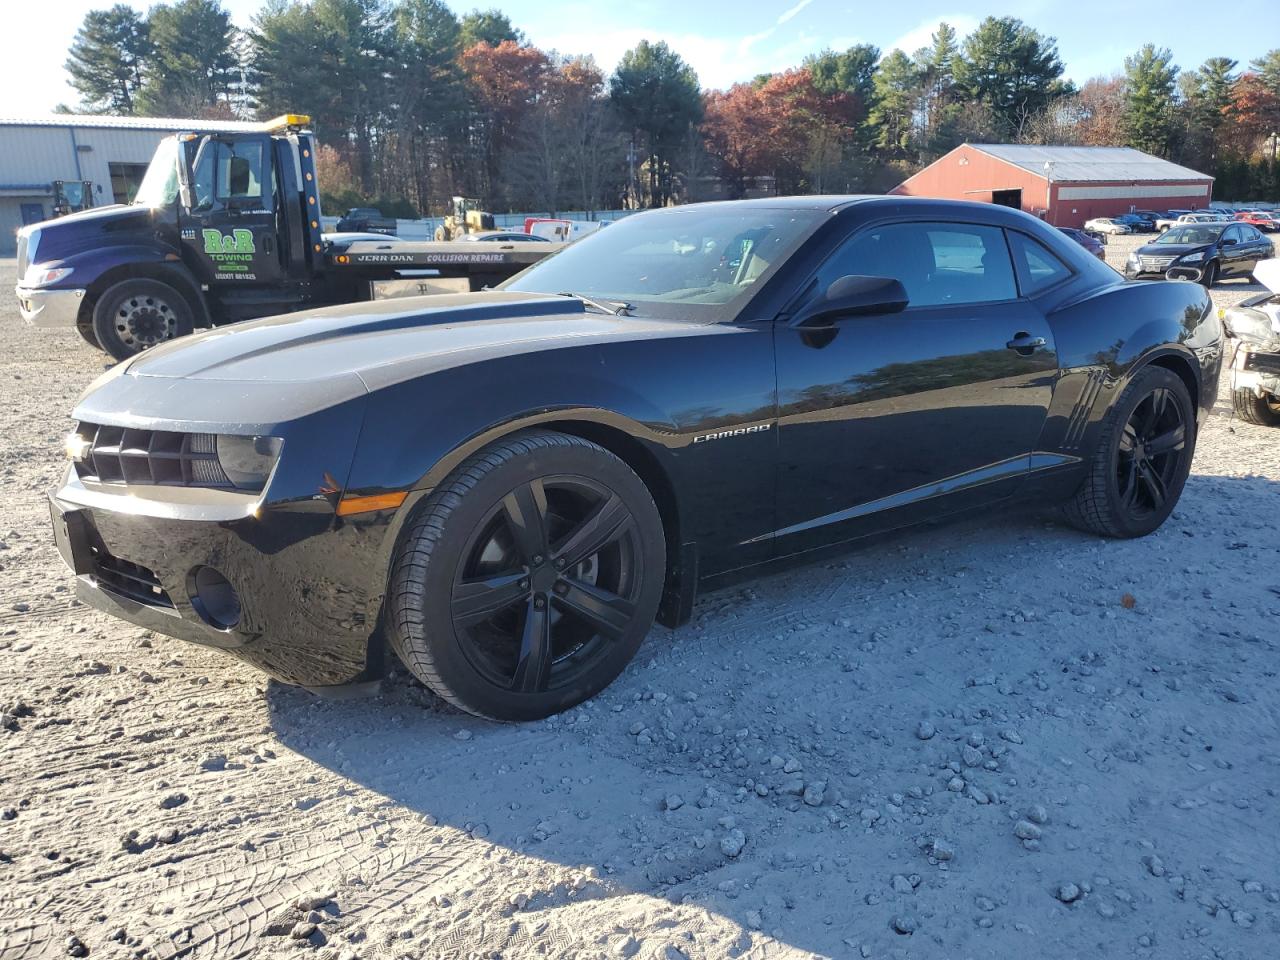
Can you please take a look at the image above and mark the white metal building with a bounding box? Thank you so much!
[0,114,259,256]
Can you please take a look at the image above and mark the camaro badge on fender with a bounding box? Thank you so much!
[693,423,773,444]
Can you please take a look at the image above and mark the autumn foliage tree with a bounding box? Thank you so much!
[460,39,552,203]
[702,68,856,197]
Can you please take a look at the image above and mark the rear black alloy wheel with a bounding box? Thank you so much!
[1115,386,1187,518]
[92,279,194,362]
[1064,366,1195,538]
[389,431,665,720]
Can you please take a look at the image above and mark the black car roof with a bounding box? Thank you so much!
[666,195,1052,220]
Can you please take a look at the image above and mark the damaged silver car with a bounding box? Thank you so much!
[1223,259,1280,425]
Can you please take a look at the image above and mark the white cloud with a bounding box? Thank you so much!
[884,13,980,58]
[777,0,815,26]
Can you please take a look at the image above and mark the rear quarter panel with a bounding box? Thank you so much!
[1039,278,1220,472]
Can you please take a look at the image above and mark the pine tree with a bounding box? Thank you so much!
[65,5,151,114]
[137,0,239,116]
[1123,44,1178,156]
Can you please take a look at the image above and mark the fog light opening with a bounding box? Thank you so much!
[188,565,241,630]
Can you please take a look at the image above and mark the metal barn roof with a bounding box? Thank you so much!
[970,144,1212,183]
[0,114,262,133]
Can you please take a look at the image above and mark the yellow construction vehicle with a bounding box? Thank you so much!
[434,196,496,240]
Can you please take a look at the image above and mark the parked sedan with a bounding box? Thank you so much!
[1125,222,1275,286]
[1058,226,1106,259]
[50,197,1221,720]
[1115,213,1155,233]
[1084,217,1131,235]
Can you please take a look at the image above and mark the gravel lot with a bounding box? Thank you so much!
[2,240,1279,960]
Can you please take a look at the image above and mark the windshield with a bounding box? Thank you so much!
[133,137,180,207]
[1156,225,1223,245]
[502,206,825,319]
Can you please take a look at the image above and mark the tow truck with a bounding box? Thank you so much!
[15,115,561,361]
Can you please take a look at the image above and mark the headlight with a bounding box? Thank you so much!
[21,265,73,287]
[216,435,282,490]
[1223,307,1279,345]
[1179,251,1205,263]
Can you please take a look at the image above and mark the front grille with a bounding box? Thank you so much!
[91,548,174,608]
[1245,352,1280,375]
[73,422,232,488]
[1139,255,1177,272]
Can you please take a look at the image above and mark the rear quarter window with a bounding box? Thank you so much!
[1007,231,1073,295]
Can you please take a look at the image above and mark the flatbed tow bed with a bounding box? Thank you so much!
[329,239,562,276]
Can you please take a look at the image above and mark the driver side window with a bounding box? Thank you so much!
[817,221,1017,308]
[191,140,270,210]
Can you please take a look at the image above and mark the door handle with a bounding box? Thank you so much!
[263,235,273,255]
[1006,332,1047,355]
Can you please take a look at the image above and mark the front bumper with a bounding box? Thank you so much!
[1232,347,1280,397]
[49,469,389,687]
[16,285,86,327]
[1124,264,1206,282]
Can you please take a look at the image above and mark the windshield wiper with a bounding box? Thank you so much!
[557,291,633,316]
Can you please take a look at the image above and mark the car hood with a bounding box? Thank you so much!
[1136,242,1212,257]
[123,290,701,384]
[1256,258,1280,294]
[75,291,712,431]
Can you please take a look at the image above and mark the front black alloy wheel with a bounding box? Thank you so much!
[1064,366,1195,538]
[388,431,665,720]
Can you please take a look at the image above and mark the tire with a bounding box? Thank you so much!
[91,278,194,362]
[1232,387,1280,426]
[76,321,100,349]
[1199,261,1218,288]
[388,430,666,721]
[1063,366,1196,538]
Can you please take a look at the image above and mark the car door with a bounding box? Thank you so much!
[1243,226,1271,272]
[771,219,1059,556]
[182,135,284,285]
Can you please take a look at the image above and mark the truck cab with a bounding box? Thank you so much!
[16,115,329,359]
[16,115,560,361]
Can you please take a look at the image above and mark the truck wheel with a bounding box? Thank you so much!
[1063,366,1195,538]
[1232,387,1280,426]
[92,279,194,362]
[76,321,100,349]
[388,430,665,721]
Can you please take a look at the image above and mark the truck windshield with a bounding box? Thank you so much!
[502,206,825,320]
[133,137,180,207]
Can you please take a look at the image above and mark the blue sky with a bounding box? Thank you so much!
[5,0,1278,115]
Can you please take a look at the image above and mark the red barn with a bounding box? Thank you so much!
[891,144,1214,228]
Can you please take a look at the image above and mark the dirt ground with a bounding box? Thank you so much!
[2,240,1279,960]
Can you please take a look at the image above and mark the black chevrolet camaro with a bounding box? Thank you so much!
[51,197,1222,720]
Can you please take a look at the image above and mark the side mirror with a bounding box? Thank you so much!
[791,275,909,328]
[1221,237,1237,246]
